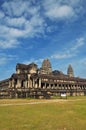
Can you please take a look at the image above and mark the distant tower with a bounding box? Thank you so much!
[67,64,74,77]
[40,59,52,74]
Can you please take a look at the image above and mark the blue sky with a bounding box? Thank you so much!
[0,0,86,80]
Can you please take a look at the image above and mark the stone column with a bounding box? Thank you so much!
[12,79,14,88]
[49,83,51,89]
[33,79,35,88]
[64,84,66,90]
[24,81,27,88]
[27,74,32,88]
[44,83,46,89]
[17,79,21,88]
[9,80,12,88]
[39,78,41,88]
[28,79,32,88]
[56,84,58,89]
[53,84,55,89]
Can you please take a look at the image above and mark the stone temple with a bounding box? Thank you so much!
[0,59,86,99]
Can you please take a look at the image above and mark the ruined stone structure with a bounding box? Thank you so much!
[0,59,86,99]
[67,64,74,77]
[40,59,52,74]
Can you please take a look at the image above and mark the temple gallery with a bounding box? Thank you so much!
[0,59,86,98]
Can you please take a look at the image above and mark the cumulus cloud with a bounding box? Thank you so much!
[2,0,28,17]
[0,14,45,48]
[43,0,75,20]
[45,4,74,20]
[0,0,46,49]
[0,0,85,49]
[43,0,84,20]
[5,17,26,28]
[2,0,40,18]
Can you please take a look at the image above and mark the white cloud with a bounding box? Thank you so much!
[0,38,19,49]
[0,13,45,49]
[43,0,75,20]
[56,5,74,18]
[43,0,84,20]
[5,17,26,28]
[0,53,18,65]
[71,37,85,50]
[0,25,9,38]
[45,5,74,19]
[0,0,85,49]
[9,28,25,38]
[2,0,27,17]
[2,0,40,17]
[0,21,25,39]
[51,52,74,59]
[65,0,83,7]
[51,37,85,60]
[0,0,46,49]
[24,14,46,37]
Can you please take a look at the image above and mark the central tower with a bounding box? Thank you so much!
[40,59,52,74]
[67,64,74,77]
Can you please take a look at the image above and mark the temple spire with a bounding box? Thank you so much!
[67,64,74,77]
[40,59,52,74]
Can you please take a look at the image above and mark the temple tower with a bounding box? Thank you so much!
[67,64,74,77]
[40,59,52,74]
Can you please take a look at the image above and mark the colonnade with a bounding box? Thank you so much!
[8,77,86,98]
[40,82,86,90]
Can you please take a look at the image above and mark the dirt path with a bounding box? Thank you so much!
[0,98,86,107]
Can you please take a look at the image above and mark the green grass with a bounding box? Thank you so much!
[0,97,86,130]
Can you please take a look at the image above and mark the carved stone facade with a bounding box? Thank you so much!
[67,64,74,77]
[40,59,52,74]
[0,59,86,98]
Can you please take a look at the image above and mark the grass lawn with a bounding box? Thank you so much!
[0,96,86,130]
